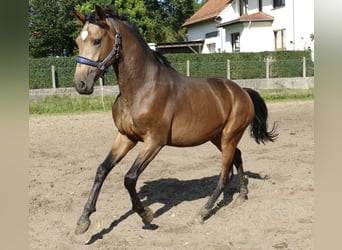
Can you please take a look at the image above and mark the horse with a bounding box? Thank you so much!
[72,6,278,235]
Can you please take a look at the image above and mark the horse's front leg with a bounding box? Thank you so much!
[124,140,162,225]
[75,133,136,235]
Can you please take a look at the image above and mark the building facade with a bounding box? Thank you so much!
[183,0,314,55]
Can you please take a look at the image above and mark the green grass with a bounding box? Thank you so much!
[29,95,115,115]
[259,88,314,102]
[29,88,314,115]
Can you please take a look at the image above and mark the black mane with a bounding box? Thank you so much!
[86,6,171,68]
[86,7,125,28]
[151,51,171,67]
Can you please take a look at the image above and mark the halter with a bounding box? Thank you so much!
[76,18,121,72]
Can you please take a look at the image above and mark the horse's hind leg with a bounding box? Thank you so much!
[75,133,136,235]
[211,139,248,201]
[199,132,244,221]
[233,148,248,201]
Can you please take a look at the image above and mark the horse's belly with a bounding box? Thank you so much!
[169,120,223,147]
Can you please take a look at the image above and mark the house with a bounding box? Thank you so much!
[182,0,314,55]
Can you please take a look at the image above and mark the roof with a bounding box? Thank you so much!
[218,12,274,27]
[182,0,232,27]
[156,40,204,54]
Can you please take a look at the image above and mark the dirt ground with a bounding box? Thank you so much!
[29,100,313,250]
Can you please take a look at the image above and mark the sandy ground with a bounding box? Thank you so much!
[29,100,313,250]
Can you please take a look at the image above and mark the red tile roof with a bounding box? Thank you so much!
[182,0,232,27]
[218,12,274,27]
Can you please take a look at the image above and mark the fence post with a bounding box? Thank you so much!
[227,59,231,79]
[266,58,270,79]
[186,60,190,77]
[51,65,56,89]
[302,57,306,77]
[99,77,105,110]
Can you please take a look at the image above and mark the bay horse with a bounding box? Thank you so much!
[72,6,277,235]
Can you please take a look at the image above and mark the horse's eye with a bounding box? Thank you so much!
[94,39,101,46]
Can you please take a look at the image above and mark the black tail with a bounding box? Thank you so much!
[244,88,278,144]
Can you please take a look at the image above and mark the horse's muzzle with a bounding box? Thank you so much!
[73,70,97,95]
[74,80,94,95]
[74,77,94,95]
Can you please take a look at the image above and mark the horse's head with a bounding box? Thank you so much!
[73,6,121,94]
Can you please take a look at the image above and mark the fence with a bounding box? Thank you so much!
[180,57,309,79]
[31,56,313,90]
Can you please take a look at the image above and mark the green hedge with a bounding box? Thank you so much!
[167,50,314,79]
[29,51,314,89]
[29,56,117,89]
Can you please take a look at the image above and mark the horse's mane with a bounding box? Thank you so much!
[86,7,171,68]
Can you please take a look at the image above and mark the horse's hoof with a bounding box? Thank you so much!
[239,193,248,201]
[140,207,154,224]
[198,207,211,220]
[75,217,91,235]
[232,194,248,207]
[188,215,205,226]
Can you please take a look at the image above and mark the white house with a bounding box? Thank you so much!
[183,0,314,56]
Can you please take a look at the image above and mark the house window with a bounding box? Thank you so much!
[239,0,248,16]
[274,29,286,50]
[232,33,240,52]
[207,43,216,53]
[273,0,285,8]
[205,31,218,38]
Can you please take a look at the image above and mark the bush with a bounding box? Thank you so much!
[29,56,118,89]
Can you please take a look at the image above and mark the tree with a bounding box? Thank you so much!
[162,0,195,41]
[29,0,200,57]
[29,0,83,57]
[113,0,156,42]
[75,0,160,42]
[76,0,196,42]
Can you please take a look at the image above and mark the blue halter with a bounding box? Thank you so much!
[76,18,121,72]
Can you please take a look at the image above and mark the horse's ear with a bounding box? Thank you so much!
[73,8,86,25]
[95,5,106,22]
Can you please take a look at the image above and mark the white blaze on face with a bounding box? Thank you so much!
[81,30,88,41]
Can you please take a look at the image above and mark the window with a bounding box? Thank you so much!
[274,29,286,50]
[205,31,218,38]
[273,0,285,8]
[207,43,216,53]
[231,33,240,52]
[239,0,248,16]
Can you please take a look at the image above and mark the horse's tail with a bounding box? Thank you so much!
[244,88,278,144]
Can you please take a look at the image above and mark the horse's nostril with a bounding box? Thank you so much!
[79,81,86,90]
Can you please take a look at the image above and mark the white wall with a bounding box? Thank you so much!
[262,0,314,51]
[241,23,274,52]
[186,21,217,41]
[292,0,314,51]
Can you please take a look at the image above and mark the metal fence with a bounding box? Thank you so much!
[29,57,314,89]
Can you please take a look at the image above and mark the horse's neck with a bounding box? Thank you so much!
[113,30,157,100]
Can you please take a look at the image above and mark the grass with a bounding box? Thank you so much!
[258,88,314,102]
[29,88,314,115]
[29,95,116,115]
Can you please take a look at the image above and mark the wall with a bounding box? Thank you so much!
[186,20,217,41]
[235,76,314,89]
[240,22,274,52]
